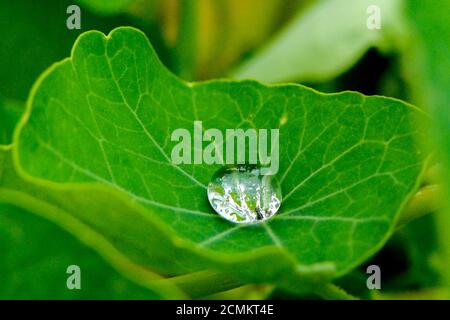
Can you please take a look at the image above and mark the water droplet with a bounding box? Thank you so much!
[207,165,282,224]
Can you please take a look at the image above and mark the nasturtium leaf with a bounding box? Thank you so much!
[0,203,169,299]
[14,27,425,292]
[232,0,404,83]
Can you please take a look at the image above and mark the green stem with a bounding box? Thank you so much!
[314,283,359,300]
[174,0,198,80]
[422,163,442,185]
[206,284,275,300]
[398,184,441,227]
[167,270,244,298]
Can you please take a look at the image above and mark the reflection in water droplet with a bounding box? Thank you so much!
[207,165,282,224]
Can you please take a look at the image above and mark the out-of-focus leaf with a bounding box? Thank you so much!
[197,0,305,79]
[76,0,305,79]
[160,0,305,79]
[0,98,22,145]
[403,0,450,294]
[232,0,405,83]
[400,215,441,288]
[0,0,165,101]
[0,203,168,299]
[76,0,136,16]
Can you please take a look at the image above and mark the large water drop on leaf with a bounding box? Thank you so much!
[207,165,282,224]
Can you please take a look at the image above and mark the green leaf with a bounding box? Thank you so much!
[0,203,167,299]
[11,27,425,293]
[232,0,404,83]
[403,0,450,293]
